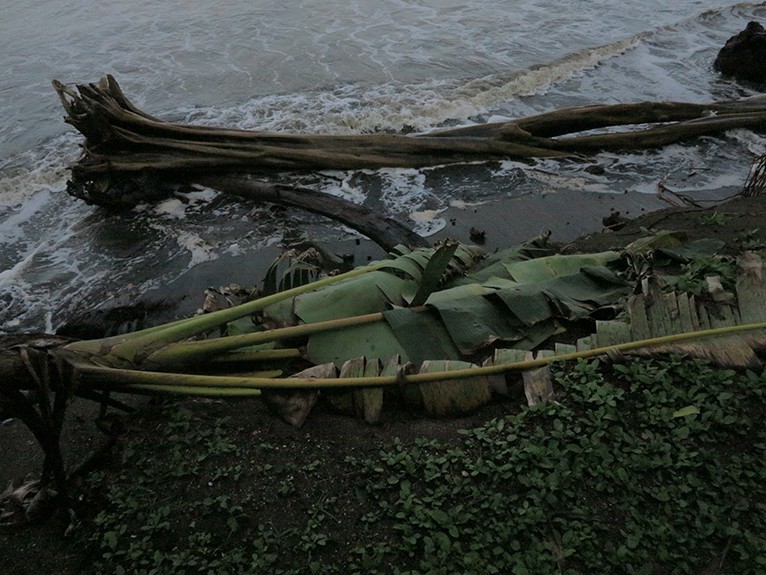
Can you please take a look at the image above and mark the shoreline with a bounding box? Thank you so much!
[56,185,676,336]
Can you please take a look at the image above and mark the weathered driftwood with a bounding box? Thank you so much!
[196,176,429,250]
[55,76,436,249]
[55,75,766,178]
[54,75,766,250]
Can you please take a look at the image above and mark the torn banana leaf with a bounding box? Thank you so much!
[587,252,766,367]
[305,250,631,365]
[263,242,485,325]
[450,235,557,285]
[502,250,621,283]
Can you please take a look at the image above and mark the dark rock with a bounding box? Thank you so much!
[469,227,486,244]
[713,21,766,84]
[602,210,628,231]
[584,164,605,175]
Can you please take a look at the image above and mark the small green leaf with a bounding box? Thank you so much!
[409,242,459,307]
[432,531,452,553]
[672,405,700,418]
[227,516,239,533]
[429,508,450,525]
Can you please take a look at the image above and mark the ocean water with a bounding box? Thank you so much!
[1,0,766,332]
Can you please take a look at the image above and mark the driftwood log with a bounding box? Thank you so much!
[55,75,766,175]
[194,176,429,250]
[54,76,766,249]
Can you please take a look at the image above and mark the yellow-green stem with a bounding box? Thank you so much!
[75,362,398,389]
[405,320,766,383]
[63,260,390,364]
[75,321,766,391]
[147,312,385,369]
[69,357,283,390]
[119,384,263,396]
[211,348,302,364]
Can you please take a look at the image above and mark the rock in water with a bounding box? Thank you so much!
[714,21,766,84]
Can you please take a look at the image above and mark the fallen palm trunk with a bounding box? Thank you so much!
[53,76,562,181]
[0,334,76,514]
[68,171,426,251]
[5,315,766,519]
[4,238,766,522]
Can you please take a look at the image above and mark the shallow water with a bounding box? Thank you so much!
[1,0,766,332]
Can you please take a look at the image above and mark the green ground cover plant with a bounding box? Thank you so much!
[76,355,765,575]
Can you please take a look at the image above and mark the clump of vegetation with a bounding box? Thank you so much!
[737,228,765,251]
[76,356,765,574]
[672,255,739,296]
[698,211,736,227]
[353,357,765,574]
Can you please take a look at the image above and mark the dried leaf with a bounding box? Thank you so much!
[522,351,555,406]
[262,363,333,427]
[25,486,58,523]
[418,360,492,416]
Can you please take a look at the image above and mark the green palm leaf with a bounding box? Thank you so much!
[303,251,630,366]
[266,242,485,325]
